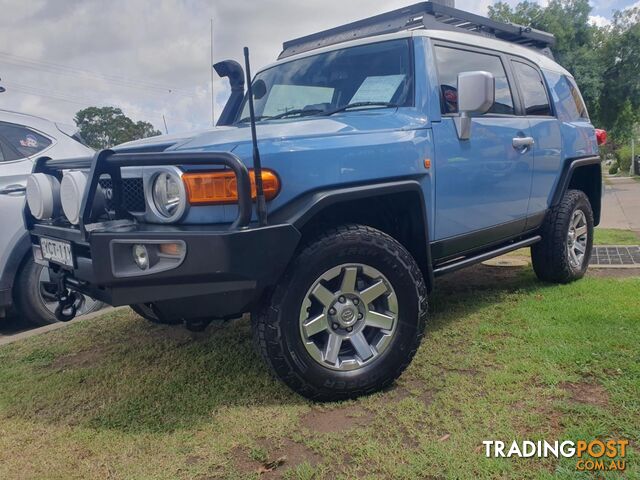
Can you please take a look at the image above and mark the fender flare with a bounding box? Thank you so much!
[270,180,434,290]
[550,156,602,224]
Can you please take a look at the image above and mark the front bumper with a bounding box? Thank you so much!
[27,149,298,319]
[31,221,300,318]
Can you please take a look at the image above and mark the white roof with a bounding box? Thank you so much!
[260,29,570,77]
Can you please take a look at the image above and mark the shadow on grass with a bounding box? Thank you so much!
[0,263,547,434]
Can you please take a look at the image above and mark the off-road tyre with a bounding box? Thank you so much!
[531,189,594,283]
[254,224,428,401]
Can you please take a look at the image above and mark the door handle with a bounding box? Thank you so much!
[0,184,26,196]
[512,137,535,150]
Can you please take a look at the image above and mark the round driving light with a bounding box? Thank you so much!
[151,171,185,220]
[60,171,88,225]
[26,173,61,220]
[132,244,149,270]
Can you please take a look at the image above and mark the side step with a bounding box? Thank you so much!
[433,236,541,277]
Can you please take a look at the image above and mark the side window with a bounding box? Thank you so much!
[0,123,52,159]
[545,71,589,122]
[566,76,589,119]
[512,61,552,116]
[434,46,515,115]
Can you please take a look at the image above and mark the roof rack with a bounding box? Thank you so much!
[279,2,556,59]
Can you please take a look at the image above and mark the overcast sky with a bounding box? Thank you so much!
[0,0,636,134]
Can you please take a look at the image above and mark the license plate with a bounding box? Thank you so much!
[40,237,74,268]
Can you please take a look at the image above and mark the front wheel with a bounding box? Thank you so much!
[254,224,428,401]
[531,189,594,283]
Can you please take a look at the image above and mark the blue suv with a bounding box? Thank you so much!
[23,3,603,400]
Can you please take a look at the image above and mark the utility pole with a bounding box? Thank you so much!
[210,17,215,126]
[162,114,169,135]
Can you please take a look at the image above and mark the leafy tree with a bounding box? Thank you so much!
[74,106,161,150]
[598,8,640,138]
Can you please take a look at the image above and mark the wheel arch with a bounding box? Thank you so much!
[270,180,434,292]
[551,156,602,226]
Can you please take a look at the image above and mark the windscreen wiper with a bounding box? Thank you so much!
[237,115,273,123]
[322,102,399,116]
[269,108,325,120]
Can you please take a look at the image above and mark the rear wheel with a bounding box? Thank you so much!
[531,189,594,283]
[14,257,104,326]
[254,224,428,401]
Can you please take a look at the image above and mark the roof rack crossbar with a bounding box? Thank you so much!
[279,2,555,59]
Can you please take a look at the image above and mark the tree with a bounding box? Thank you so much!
[74,106,161,150]
[598,8,640,137]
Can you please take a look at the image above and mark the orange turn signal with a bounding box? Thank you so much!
[182,169,280,205]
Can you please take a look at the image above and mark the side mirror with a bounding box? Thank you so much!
[454,71,495,140]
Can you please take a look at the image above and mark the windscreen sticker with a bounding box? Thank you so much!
[350,75,405,104]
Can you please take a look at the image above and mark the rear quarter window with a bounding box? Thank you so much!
[0,123,53,159]
[544,70,589,122]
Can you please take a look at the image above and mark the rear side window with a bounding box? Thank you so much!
[512,62,552,116]
[545,71,589,121]
[0,123,52,159]
[434,46,515,115]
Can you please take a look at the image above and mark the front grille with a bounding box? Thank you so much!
[98,177,146,212]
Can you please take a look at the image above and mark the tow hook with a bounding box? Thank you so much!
[53,272,79,322]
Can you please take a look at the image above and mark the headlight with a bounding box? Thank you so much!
[60,171,88,225]
[150,171,186,222]
[26,173,61,220]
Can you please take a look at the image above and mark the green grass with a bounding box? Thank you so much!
[594,228,640,245]
[0,268,638,479]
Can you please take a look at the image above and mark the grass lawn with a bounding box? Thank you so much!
[594,228,640,245]
[0,266,638,479]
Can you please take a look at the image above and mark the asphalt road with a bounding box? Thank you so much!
[0,307,117,346]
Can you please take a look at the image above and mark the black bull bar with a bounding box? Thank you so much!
[26,149,255,239]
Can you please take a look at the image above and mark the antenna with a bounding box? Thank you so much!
[210,17,215,126]
[243,47,267,227]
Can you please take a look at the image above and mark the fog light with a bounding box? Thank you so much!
[132,244,149,270]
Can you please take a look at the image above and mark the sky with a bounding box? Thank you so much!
[0,0,637,134]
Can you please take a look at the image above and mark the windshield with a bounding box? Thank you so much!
[237,39,413,122]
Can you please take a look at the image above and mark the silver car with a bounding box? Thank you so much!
[0,109,103,325]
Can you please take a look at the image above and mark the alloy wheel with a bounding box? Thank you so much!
[567,209,588,269]
[299,263,398,371]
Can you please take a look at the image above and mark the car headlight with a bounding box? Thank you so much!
[150,171,186,222]
[60,171,88,225]
[26,173,61,220]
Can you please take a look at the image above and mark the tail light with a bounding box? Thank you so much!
[182,169,280,205]
[595,129,607,146]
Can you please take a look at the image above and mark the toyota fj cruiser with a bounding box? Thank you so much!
[24,2,604,400]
